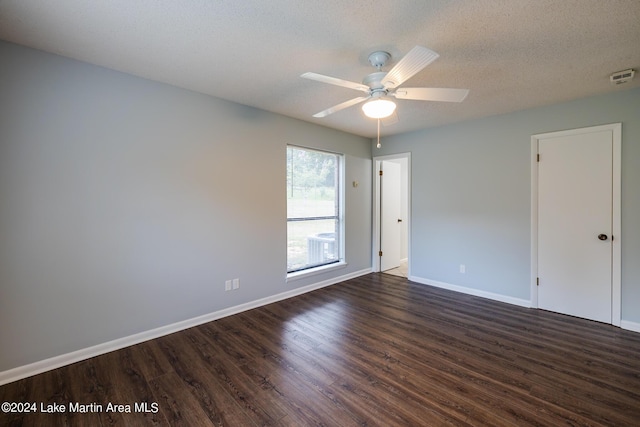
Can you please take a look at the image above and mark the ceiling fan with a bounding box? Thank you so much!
[301,46,469,122]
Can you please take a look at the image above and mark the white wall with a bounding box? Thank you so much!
[375,87,640,324]
[0,41,372,373]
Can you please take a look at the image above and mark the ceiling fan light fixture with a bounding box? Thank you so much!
[362,98,396,119]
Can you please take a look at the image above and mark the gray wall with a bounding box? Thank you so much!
[375,87,640,323]
[0,41,372,372]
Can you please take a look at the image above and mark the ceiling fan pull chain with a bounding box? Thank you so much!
[377,118,381,148]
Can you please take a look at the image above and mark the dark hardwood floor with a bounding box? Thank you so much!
[2,273,640,426]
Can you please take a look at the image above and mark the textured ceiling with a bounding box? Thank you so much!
[1,0,639,138]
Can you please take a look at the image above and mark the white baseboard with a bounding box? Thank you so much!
[409,275,532,308]
[0,268,371,386]
[620,320,640,333]
[410,276,640,334]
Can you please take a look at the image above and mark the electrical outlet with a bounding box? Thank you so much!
[232,278,240,289]
[225,280,232,291]
[459,264,466,274]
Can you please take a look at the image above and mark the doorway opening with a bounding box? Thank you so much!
[373,153,410,278]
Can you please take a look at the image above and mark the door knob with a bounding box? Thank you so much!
[598,234,608,241]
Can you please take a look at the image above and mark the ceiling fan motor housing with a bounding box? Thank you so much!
[362,71,388,92]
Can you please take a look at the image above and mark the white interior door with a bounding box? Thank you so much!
[537,128,613,323]
[380,161,402,271]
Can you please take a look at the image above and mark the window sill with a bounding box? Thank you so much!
[286,261,348,283]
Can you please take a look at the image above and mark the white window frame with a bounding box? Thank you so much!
[286,145,345,280]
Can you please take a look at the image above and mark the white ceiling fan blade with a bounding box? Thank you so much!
[312,96,370,118]
[381,110,398,126]
[382,46,439,89]
[393,87,469,102]
[301,72,370,93]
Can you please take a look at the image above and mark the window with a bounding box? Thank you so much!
[287,146,343,274]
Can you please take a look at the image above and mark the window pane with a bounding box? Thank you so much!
[287,219,339,272]
[287,147,337,219]
[287,146,341,273]
[287,189,336,218]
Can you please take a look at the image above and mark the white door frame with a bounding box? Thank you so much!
[372,152,411,273]
[530,123,621,326]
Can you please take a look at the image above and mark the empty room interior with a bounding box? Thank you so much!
[1,1,640,425]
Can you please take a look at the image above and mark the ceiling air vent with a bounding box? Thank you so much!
[609,69,634,85]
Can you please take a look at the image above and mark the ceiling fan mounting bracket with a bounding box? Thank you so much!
[368,51,391,70]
